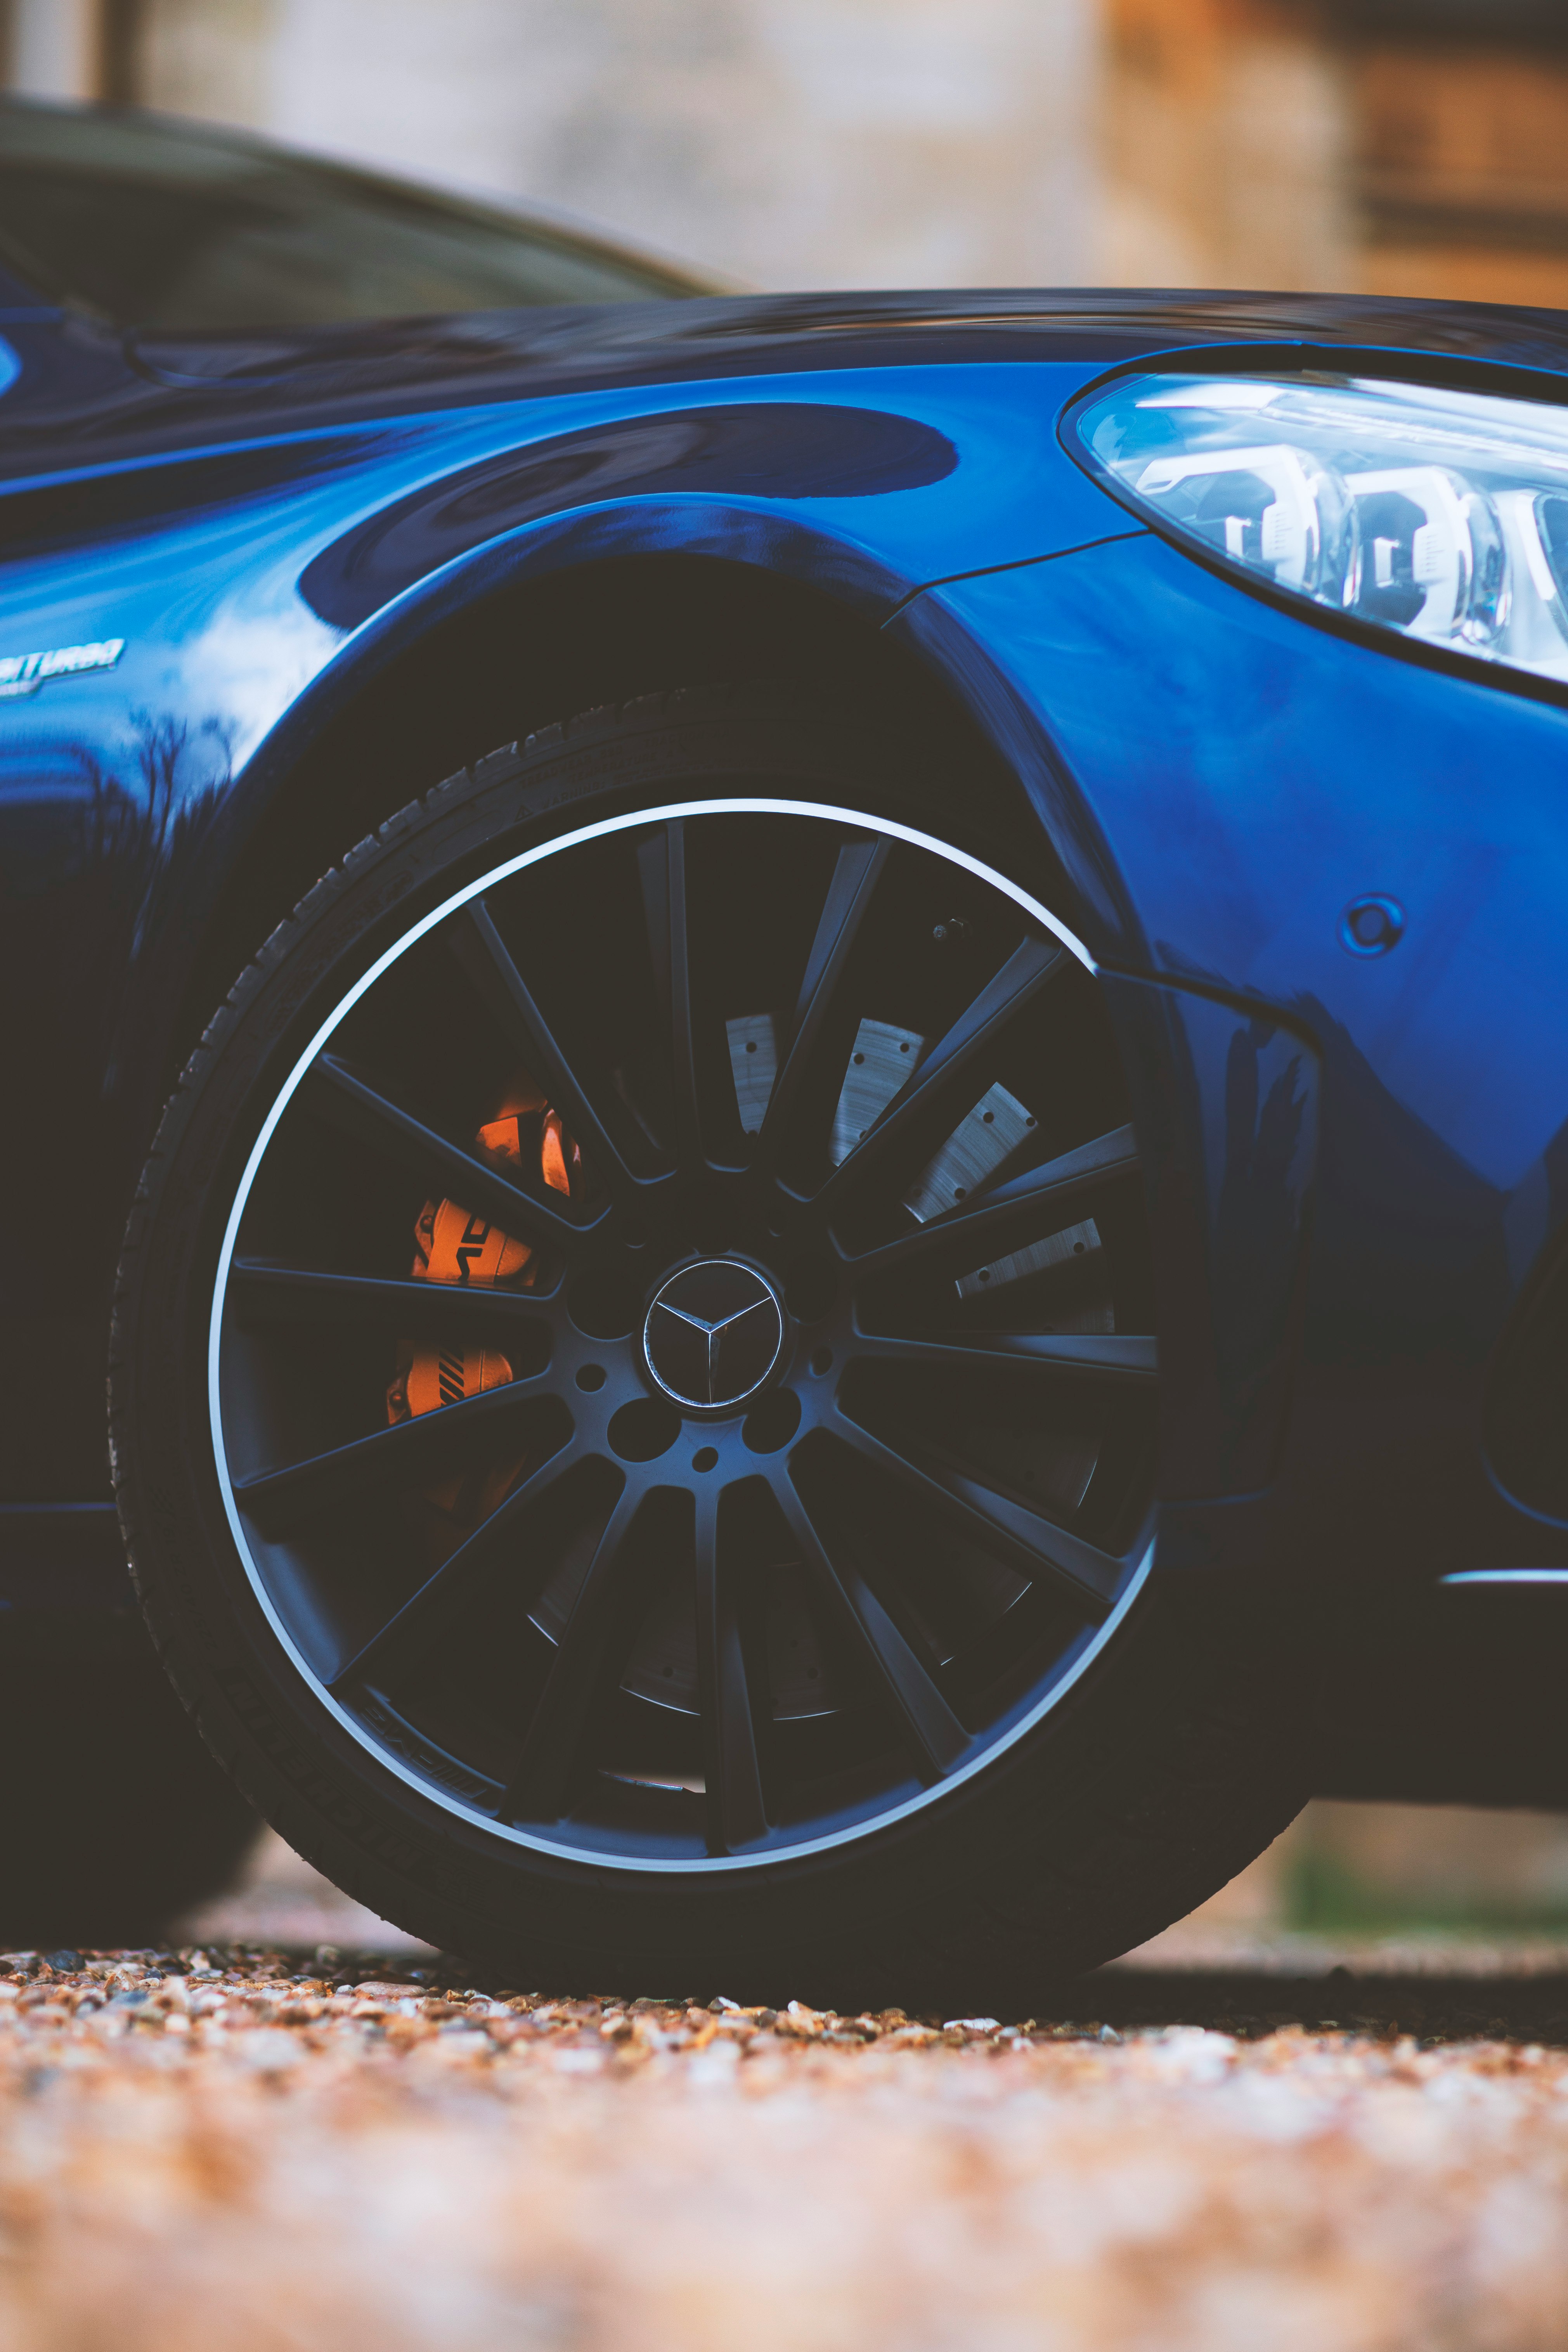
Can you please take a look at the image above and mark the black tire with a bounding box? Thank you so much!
[111,685,1307,2009]
[0,1607,260,1949]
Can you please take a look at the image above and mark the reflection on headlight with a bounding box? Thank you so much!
[1075,371,1568,686]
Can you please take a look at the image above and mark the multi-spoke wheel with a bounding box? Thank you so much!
[112,688,1309,2002]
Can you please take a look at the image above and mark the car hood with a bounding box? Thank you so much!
[130,284,1568,398]
[6,285,1568,483]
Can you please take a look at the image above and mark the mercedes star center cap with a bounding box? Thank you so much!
[643,1259,786,1410]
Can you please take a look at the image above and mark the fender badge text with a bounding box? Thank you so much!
[0,638,125,699]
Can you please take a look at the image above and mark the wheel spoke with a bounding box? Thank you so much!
[811,933,1066,1219]
[638,821,702,1167]
[754,835,889,1173]
[939,1467,1127,1612]
[229,1261,556,1343]
[303,1055,597,1254]
[329,1437,587,1692]
[849,1327,1157,1385]
[842,1125,1139,1284]
[234,1371,550,1536]
[825,1412,1120,1615]
[449,900,668,1207]
[772,1471,968,1780]
[501,1480,645,1822]
[694,1485,768,1853]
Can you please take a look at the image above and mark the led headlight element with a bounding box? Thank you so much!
[1075,371,1568,686]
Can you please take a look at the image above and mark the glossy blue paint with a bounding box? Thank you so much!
[894,531,1568,1579]
[902,533,1568,1197]
[0,361,1142,776]
[6,281,1568,1616]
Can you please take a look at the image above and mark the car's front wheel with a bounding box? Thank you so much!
[111,686,1307,2006]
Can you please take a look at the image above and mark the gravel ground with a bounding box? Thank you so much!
[4,1936,1568,2351]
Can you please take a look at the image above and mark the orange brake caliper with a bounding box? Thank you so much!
[386,1075,581,1522]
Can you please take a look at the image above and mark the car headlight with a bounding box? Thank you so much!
[1073,370,1568,688]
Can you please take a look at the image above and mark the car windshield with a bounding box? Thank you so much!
[0,100,709,330]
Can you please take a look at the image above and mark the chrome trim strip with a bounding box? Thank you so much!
[1440,1569,1568,1587]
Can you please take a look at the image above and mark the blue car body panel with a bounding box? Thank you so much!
[6,284,1568,1649]
[0,361,1147,786]
[899,536,1568,1588]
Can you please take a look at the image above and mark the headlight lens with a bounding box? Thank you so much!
[1074,371,1568,687]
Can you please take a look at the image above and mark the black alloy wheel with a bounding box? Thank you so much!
[214,799,1154,1866]
[114,688,1309,1998]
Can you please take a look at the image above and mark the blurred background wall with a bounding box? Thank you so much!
[3,0,1567,302]
[0,0,1101,291]
[1104,0,1568,306]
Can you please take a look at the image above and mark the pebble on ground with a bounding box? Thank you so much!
[3,1943,1568,2351]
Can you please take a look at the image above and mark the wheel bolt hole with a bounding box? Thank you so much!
[575,1365,606,1392]
[810,1347,833,1376]
[608,1399,679,1462]
[691,1446,719,1473]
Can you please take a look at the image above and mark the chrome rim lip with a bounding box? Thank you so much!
[206,796,1142,1877]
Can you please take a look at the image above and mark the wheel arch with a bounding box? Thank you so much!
[171,533,1079,1088]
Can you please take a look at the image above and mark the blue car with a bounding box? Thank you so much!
[7,96,1568,1993]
